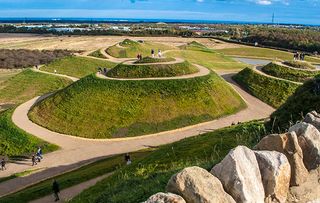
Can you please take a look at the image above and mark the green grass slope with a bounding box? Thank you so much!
[106,40,175,58]
[107,61,198,78]
[0,109,58,157]
[233,68,300,108]
[179,41,209,51]
[0,69,72,105]
[283,60,316,70]
[41,56,116,78]
[29,73,246,139]
[261,63,320,82]
[133,56,175,64]
[69,122,265,203]
[88,50,108,59]
[270,76,320,131]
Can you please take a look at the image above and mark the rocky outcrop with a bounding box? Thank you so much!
[166,166,235,203]
[211,146,265,203]
[255,132,308,186]
[143,192,186,203]
[254,151,291,203]
[304,111,320,130]
[289,122,320,170]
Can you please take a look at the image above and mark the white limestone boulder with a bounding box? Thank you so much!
[304,111,320,131]
[143,192,186,203]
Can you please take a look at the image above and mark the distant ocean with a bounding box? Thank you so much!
[0,17,315,26]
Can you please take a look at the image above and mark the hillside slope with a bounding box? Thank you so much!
[29,73,246,139]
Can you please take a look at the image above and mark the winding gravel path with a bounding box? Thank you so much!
[0,51,275,199]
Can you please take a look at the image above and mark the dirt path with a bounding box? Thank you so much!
[30,173,112,203]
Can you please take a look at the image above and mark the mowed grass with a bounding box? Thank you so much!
[88,49,108,59]
[29,73,246,139]
[107,61,198,78]
[166,50,247,71]
[41,56,116,78]
[106,39,176,58]
[218,46,320,63]
[134,56,175,64]
[0,109,58,157]
[0,69,72,105]
[233,67,300,108]
[70,122,266,203]
[0,150,151,203]
[261,63,320,82]
[270,76,320,131]
[0,70,20,84]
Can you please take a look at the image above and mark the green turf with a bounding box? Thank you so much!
[218,46,320,63]
[106,40,175,58]
[69,121,266,203]
[261,63,320,82]
[88,50,108,59]
[0,69,72,105]
[41,56,116,78]
[233,67,300,108]
[270,76,320,131]
[133,56,175,64]
[29,72,246,139]
[166,50,247,71]
[0,150,152,203]
[0,109,58,157]
[107,61,198,78]
[283,60,316,70]
[0,70,20,84]
[179,41,209,52]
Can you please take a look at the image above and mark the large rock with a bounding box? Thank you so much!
[143,192,186,203]
[210,146,265,203]
[254,151,291,203]
[255,132,308,186]
[289,122,320,170]
[166,166,235,203]
[304,111,320,131]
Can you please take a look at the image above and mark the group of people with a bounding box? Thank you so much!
[98,67,108,75]
[137,53,143,60]
[32,147,43,166]
[151,49,162,58]
[294,52,305,61]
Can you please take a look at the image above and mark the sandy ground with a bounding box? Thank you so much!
[0,33,240,51]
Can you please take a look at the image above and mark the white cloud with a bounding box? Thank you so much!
[256,0,272,5]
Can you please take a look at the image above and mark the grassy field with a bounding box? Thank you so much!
[270,76,320,131]
[134,56,175,64]
[88,50,108,59]
[179,41,209,51]
[283,60,316,70]
[0,69,72,105]
[166,50,247,71]
[41,56,116,78]
[106,39,175,58]
[218,46,320,63]
[0,150,152,203]
[107,61,198,78]
[261,63,320,82]
[233,68,300,108]
[0,109,58,157]
[0,70,21,84]
[69,121,266,203]
[29,72,246,139]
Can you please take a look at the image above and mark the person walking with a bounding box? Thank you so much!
[158,49,162,58]
[125,153,131,165]
[37,147,43,159]
[52,179,60,202]
[1,158,6,171]
[32,155,37,166]
[151,49,155,58]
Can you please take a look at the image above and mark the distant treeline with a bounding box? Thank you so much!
[0,49,73,69]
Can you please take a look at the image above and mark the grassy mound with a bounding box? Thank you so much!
[69,122,265,203]
[233,68,300,108]
[283,60,316,70]
[29,73,246,139]
[88,50,107,59]
[270,76,320,131]
[41,56,116,78]
[0,69,72,105]
[106,40,175,58]
[0,109,58,157]
[107,61,198,78]
[133,56,175,64]
[261,62,320,82]
[179,41,209,51]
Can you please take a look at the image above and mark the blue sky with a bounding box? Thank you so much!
[0,0,319,25]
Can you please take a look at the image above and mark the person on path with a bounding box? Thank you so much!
[158,49,162,58]
[32,155,37,166]
[1,158,6,171]
[52,179,60,202]
[151,49,155,58]
[37,147,43,159]
[125,153,131,165]
[54,69,57,74]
